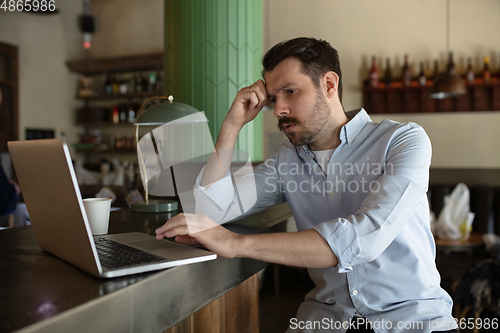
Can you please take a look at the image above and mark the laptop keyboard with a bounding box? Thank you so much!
[94,238,165,269]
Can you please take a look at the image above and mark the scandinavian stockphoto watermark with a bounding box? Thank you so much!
[263,159,393,197]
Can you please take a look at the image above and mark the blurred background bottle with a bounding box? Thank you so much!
[369,56,379,88]
[418,62,427,86]
[402,54,411,86]
[432,60,440,80]
[483,55,491,83]
[466,57,475,84]
[446,52,456,73]
[384,58,392,87]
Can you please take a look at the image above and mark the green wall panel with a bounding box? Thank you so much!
[165,0,263,161]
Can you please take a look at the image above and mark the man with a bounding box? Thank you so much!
[0,88,21,217]
[156,37,457,332]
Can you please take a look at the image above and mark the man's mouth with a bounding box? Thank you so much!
[282,123,296,132]
[278,117,299,133]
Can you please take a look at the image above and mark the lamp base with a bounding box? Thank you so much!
[130,200,178,213]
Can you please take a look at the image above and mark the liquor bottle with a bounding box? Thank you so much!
[466,57,475,84]
[418,62,426,86]
[135,73,142,93]
[432,60,440,80]
[369,56,379,88]
[119,103,127,123]
[127,103,136,123]
[155,69,163,92]
[127,75,135,93]
[119,76,128,94]
[104,73,113,95]
[483,56,491,83]
[402,54,411,87]
[446,52,456,73]
[141,73,149,92]
[148,71,156,92]
[384,58,392,87]
[112,75,120,94]
[112,104,119,124]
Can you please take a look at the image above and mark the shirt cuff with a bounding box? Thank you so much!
[313,218,360,273]
[193,166,235,211]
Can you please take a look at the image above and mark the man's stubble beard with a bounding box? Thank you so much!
[278,92,331,147]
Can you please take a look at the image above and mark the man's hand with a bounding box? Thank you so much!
[200,79,268,187]
[155,213,242,258]
[224,79,268,130]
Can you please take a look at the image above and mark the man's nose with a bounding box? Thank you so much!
[273,98,290,118]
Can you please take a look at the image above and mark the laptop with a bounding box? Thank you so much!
[8,139,216,278]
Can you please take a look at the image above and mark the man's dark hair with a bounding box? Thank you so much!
[262,37,343,103]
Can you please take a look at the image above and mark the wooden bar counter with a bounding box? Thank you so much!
[0,203,292,333]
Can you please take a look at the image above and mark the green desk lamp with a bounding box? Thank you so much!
[131,95,207,213]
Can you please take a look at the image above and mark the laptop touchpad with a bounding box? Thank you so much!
[128,239,206,259]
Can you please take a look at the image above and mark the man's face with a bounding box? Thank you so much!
[264,58,331,147]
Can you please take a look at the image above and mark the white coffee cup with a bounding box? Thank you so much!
[83,198,112,235]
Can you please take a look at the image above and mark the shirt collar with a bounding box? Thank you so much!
[297,108,371,162]
[342,108,371,145]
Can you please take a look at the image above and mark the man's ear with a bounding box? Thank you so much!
[323,72,339,99]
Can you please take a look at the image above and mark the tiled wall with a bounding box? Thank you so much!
[165,0,264,161]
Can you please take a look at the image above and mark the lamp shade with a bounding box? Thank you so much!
[134,95,207,126]
[430,72,467,99]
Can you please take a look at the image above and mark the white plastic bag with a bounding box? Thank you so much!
[433,183,475,240]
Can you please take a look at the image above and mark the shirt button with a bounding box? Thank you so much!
[352,290,358,295]
[348,138,353,143]
[329,191,335,197]
[343,322,349,328]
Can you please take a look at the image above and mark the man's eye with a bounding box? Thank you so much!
[270,97,277,103]
[287,89,296,94]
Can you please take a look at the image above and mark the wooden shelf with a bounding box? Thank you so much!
[77,90,163,101]
[363,76,500,114]
[73,147,136,154]
[66,53,163,75]
[76,121,135,127]
[67,53,164,159]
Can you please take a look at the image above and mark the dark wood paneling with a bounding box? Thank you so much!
[165,274,260,333]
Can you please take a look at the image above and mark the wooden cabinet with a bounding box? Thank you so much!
[363,76,500,114]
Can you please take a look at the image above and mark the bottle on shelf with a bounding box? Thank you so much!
[135,73,142,93]
[112,104,119,124]
[483,55,491,83]
[119,103,128,123]
[466,57,475,84]
[127,103,136,123]
[384,58,392,88]
[155,68,163,92]
[119,76,128,94]
[127,75,135,94]
[418,62,427,86]
[148,71,156,92]
[369,56,379,88]
[446,52,457,73]
[112,75,120,94]
[141,73,149,92]
[402,54,411,87]
[104,73,113,95]
[432,60,440,81]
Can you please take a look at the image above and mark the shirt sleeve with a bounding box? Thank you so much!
[194,152,287,224]
[313,123,432,272]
